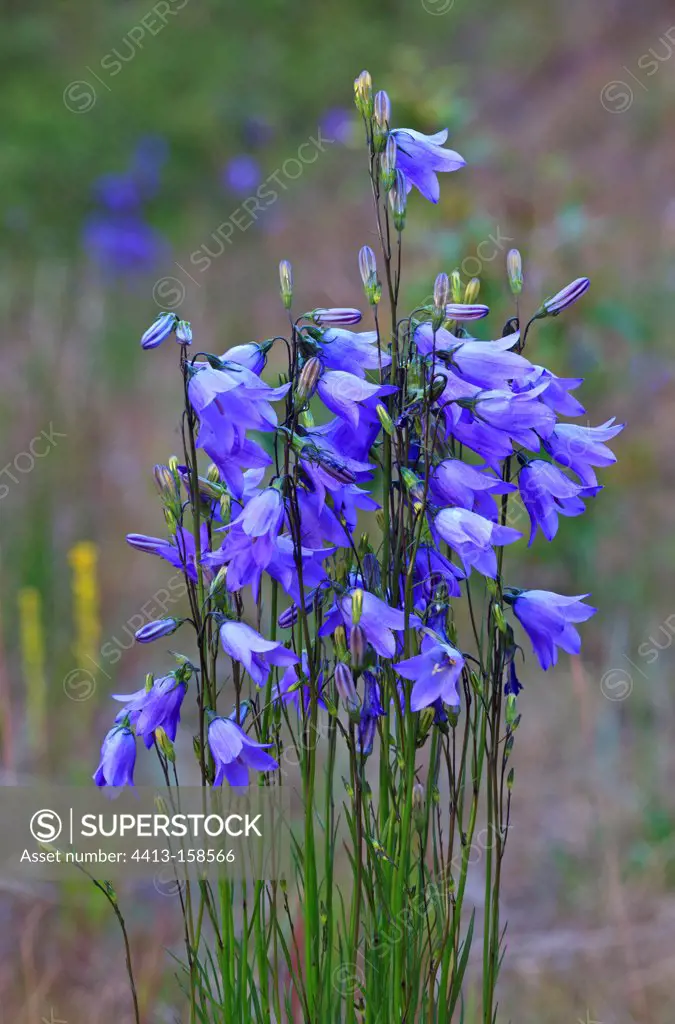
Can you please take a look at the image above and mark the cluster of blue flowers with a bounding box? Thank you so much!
[83,136,168,274]
[94,73,623,789]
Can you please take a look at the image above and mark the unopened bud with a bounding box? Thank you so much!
[206,463,220,483]
[145,673,154,692]
[335,661,359,714]
[168,455,180,474]
[381,135,397,191]
[219,492,231,522]
[279,260,293,310]
[176,320,192,345]
[209,565,228,597]
[413,782,426,830]
[507,767,515,791]
[155,726,175,762]
[400,466,421,492]
[358,245,381,305]
[388,170,407,231]
[313,308,362,326]
[433,272,449,329]
[296,356,321,404]
[464,278,480,304]
[354,70,374,119]
[450,269,462,303]
[376,403,394,435]
[349,623,366,669]
[493,603,507,634]
[298,409,314,429]
[373,90,391,151]
[540,277,590,317]
[506,249,523,296]
[351,588,364,625]
[333,624,347,658]
[154,464,176,497]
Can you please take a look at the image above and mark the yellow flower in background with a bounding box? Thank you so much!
[17,586,46,752]
[68,541,101,674]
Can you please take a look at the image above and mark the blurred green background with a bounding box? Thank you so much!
[1,0,674,1020]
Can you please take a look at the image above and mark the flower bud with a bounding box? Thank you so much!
[219,492,231,522]
[506,249,523,296]
[278,603,299,630]
[141,311,178,350]
[145,673,154,692]
[373,90,391,151]
[296,356,322,404]
[206,463,220,484]
[135,618,182,643]
[413,782,426,831]
[312,308,362,326]
[376,403,394,436]
[168,454,180,474]
[450,269,462,303]
[279,260,293,310]
[444,303,490,321]
[335,661,360,713]
[333,624,348,658]
[433,272,449,328]
[298,409,315,429]
[381,135,397,191]
[354,70,374,119]
[358,245,381,305]
[155,726,175,763]
[464,278,480,304]
[349,623,367,669]
[388,170,407,231]
[351,588,364,625]
[176,319,192,345]
[154,463,176,497]
[540,277,590,317]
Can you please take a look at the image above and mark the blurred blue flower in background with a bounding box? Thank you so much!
[221,154,263,195]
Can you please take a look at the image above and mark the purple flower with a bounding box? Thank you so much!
[413,545,465,603]
[112,674,188,748]
[317,327,390,378]
[541,277,590,316]
[472,388,556,449]
[319,590,408,658]
[222,155,262,194]
[316,371,396,429]
[396,634,465,711]
[272,652,325,713]
[207,715,278,787]
[312,308,362,326]
[415,326,532,389]
[220,342,270,375]
[509,589,596,670]
[93,725,136,787]
[334,661,359,712]
[390,128,465,203]
[220,620,299,686]
[430,459,515,511]
[134,618,182,643]
[543,418,624,490]
[140,312,178,349]
[434,507,521,578]
[519,461,585,545]
[516,366,585,418]
[84,214,166,274]
[126,525,209,583]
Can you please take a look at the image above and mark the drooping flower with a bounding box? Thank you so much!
[219,620,299,686]
[93,725,136,787]
[207,714,278,787]
[316,370,397,429]
[390,128,465,203]
[319,589,408,658]
[395,634,465,711]
[315,327,391,377]
[126,524,209,583]
[518,460,585,545]
[312,308,362,326]
[543,418,624,490]
[112,674,188,748]
[434,507,521,578]
[508,589,596,670]
[430,459,515,512]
